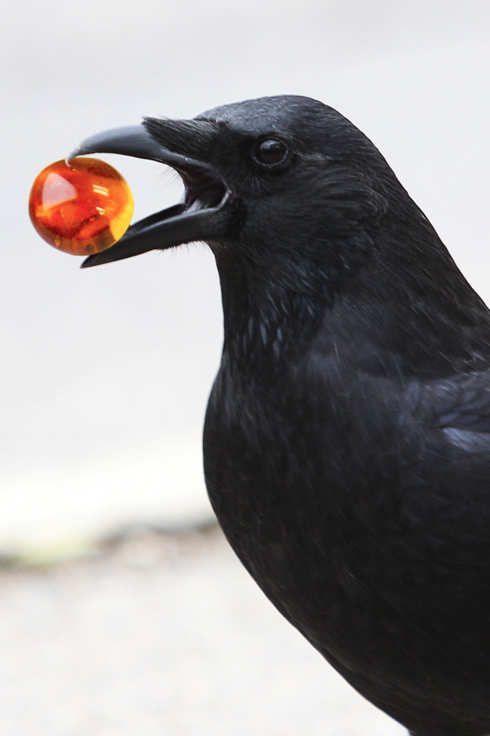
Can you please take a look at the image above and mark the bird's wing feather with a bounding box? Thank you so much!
[421,370,490,449]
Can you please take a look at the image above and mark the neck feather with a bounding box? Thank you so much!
[213,212,490,381]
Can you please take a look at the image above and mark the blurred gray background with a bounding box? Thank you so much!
[1,1,489,734]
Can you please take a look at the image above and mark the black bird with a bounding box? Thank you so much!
[71,96,490,736]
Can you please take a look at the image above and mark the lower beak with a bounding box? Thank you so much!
[67,123,233,268]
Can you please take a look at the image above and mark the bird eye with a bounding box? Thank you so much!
[253,138,289,167]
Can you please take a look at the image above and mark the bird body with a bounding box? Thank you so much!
[75,96,490,735]
[203,261,490,735]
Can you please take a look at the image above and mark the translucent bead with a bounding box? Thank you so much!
[29,158,134,256]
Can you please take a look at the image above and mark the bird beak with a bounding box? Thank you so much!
[67,120,234,268]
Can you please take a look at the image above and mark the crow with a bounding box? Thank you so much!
[71,95,490,736]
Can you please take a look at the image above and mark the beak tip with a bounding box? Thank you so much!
[66,147,81,164]
[80,255,97,269]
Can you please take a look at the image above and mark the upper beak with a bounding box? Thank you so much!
[67,119,233,268]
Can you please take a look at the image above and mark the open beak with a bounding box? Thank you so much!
[67,119,234,268]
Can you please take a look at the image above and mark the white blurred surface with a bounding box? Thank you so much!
[1,0,490,546]
[0,531,403,736]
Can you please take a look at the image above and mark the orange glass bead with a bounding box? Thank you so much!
[29,157,134,256]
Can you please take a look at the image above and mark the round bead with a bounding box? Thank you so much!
[29,158,134,256]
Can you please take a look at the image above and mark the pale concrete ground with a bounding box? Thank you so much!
[0,527,403,736]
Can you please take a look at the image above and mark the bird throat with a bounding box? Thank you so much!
[215,248,330,376]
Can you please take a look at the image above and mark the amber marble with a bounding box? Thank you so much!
[29,158,134,256]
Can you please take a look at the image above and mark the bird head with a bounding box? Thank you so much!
[71,95,487,373]
[71,95,394,285]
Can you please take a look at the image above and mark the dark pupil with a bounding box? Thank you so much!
[257,139,286,165]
